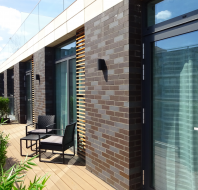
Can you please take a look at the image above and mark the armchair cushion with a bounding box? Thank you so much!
[41,136,63,146]
[29,129,53,134]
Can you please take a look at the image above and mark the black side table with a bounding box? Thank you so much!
[20,134,46,157]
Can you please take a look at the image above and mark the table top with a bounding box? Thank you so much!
[20,134,47,140]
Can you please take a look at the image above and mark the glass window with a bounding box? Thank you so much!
[56,61,68,135]
[56,40,76,61]
[152,30,198,190]
[26,60,32,71]
[147,0,198,27]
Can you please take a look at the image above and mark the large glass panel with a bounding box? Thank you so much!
[56,61,68,135]
[147,0,198,27]
[26,73,32,123]
[38,0,63,30]
[0,0,76,65]
[24,6,39,44]
[55,40,76,61]
[152,30,198,190]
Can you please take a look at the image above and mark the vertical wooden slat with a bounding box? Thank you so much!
[76,28,86,160]
[31,56,35,123]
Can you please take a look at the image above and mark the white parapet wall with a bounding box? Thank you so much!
[0,0,123,73]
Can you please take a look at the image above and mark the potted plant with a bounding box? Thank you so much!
[0,97,10,123]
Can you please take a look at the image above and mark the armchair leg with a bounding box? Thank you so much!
[63,150,65,164]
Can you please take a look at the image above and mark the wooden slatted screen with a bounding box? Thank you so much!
[31,56,35,123]
[76,28,86,160]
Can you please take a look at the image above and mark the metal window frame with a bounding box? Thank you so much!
[142,5,198,190]
[142,1,198,37]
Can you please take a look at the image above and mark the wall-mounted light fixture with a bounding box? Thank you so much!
[36,74,40,80]
[98,59,106,70]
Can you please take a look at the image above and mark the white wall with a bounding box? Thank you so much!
[0,0,123,73]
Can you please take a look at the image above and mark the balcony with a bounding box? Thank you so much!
[3,123,114,190]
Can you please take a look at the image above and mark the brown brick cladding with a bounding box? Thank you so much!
[33,47,55,122]
[4,70,7,97]
[14,62,26,123]
[0,73,4,96]
[85,0,142,189]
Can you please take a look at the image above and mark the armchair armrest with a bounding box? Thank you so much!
[45,123,56,133]
[26,123,37,136]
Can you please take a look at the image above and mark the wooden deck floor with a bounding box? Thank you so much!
[2,123,114,190]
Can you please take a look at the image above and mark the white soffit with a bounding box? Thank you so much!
[0,0,123,73]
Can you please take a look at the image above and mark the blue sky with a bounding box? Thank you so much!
[0,0,75,63]
[0,0,39,52]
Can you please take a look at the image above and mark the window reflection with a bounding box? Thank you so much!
[147,0,198,26]
[56,40,76,60]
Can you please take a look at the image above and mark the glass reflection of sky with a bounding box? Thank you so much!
[155,30,198,50]
[148,0,198,26]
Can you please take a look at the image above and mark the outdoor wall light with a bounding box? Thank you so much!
[36,74,40,80]
[98,59,106,70]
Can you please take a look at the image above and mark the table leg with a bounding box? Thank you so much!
[36,140,38,155]
[20,139,22,156]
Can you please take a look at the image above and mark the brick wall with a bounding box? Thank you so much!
[33,47,55,122]
[85,0,142,189]
[45,47,55,115]
[14,62,26,123]
[0,73,4,96]
[4,70,7,97]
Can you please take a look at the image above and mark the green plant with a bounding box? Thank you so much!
[0,132,9,169]
[0,97,10,119]
[0,155,49,190]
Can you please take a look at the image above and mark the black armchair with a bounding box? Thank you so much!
[26,115,55,136]
[39,122,76,164]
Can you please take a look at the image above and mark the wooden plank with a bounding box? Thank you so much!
[78,137,86,142]
[77,122,85,127]
[76,71,85,74]
[77,108,85,111]
[76,39,85,45]
[76,67,85,70]
[76,55,85,59]
[76,35,85,41]
[77,118,85,122]
[77,111,85,115]
[76,78,85,81]
[77,129,86,134]
[77,125,85,130]
[77,101,85,103]
[76,47,85,52]
[76,43,85,48]
[77,104,85,107]
[76,74,85,77]
[78,133,86,138]
[76,59,85,63]
[77,115,85,119]
[76,51,85,55]
[76,62,85,66]
[76,31,84,37]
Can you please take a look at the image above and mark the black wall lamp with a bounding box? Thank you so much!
[36,74,40,80]
[98,59,106,70]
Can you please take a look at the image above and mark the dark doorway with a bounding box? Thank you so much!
[26,71,32,123]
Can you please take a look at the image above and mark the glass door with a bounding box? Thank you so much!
[56,60,68,135]
[55,57,76,137]
[143,21,198,190]
[26,72,32,123]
